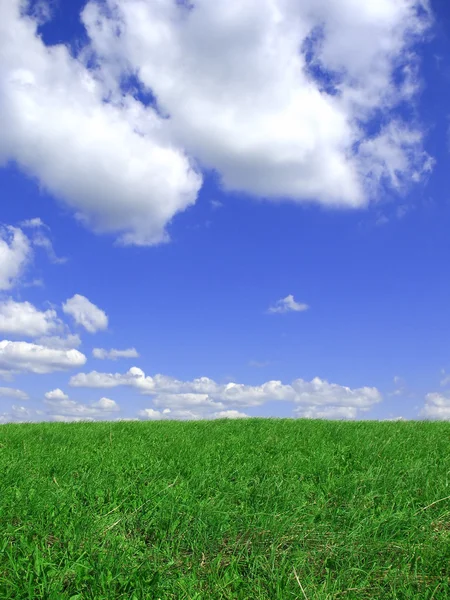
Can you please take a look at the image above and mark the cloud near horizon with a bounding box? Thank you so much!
[69,367,382,420]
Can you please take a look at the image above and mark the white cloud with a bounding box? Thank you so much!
[213,410,250,419]
[389,375,406,397]
[0,226,31,290]
[45,388,70,401]
[37,333,82,350]
[50,415,95,422]
[0,386,29,401]
[62,294,108,333]
[420,393,450,420]
[0,340,86,375]
[268,295,309,314]
[0,0,432,246]
[32,231,67,265]
[294,405,358,419]
[210,200,224,210]
[71,367,381,419]
[0,1,201,246]
[44,388,120,418]
[83,0,431,203]
[20,217,47,229]
[93,347,139,360]
[153,393,225,411]
[20,218,66,264]
[10,405,33,420]
[138,408,164,420]
[0,299,61,337]
[138,407,249,421]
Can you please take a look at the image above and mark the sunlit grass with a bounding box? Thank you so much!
[1,419,449,598]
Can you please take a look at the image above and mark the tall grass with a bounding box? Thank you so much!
[1,419,449,598]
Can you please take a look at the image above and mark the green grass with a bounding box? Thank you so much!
[1,419,449,599]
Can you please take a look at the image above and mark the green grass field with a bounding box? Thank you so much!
[1,419,449,599]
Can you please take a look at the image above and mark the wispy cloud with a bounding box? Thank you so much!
[267,295,309,314]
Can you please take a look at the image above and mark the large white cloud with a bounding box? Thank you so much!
[0,1,201,246]
[62,294,108,333]
[0,340,86,374]
[0,299,61,337]
[70,367,382,419]
[0,226,31,290]
[0,0,432,246]
[82,0,431,202]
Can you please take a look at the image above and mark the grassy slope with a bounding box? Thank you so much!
[0,419,449,599]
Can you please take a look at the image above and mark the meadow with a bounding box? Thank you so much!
[0,419,449,599]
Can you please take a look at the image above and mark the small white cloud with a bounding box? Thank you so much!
[210,200,223,209]
[213,410,249,419]
[50,415,95,422]
[0,341,86,375]
[44,389,120,417]
[11,405,33,420]
[0,226,31,290]
[32,232,67,265]
[420,393,450,420]
[0,299,62,337]
[93,347,139,360]
[91,397,119,411]
[440,369,450,387]
[294,405,359,420]
[20,217,47,229]
[268,294,309,314]
[389,375,406,397]
[45,388,70,401]
[37,333,82,350]
[0,386,29,401]
[138,409,164,420]
[19,219,66,264]
[63,294,108,333]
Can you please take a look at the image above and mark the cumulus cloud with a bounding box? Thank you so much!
[44,388,120,418]
[62,295,108,333]
[138,408,164,421]
[93,347,139,360]
[45,388,70,401]
[0,0,432,246]
[0,226,31,290]
[0,340,86,375]
[0,1,201,246]
[0,299,62,337]
[0,386,29,401]
[420,393,450,420]
[71,367,381,419]
[83,0,431,202]
[268,294,309,314]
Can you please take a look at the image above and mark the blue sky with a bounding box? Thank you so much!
[1,0,450,422]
